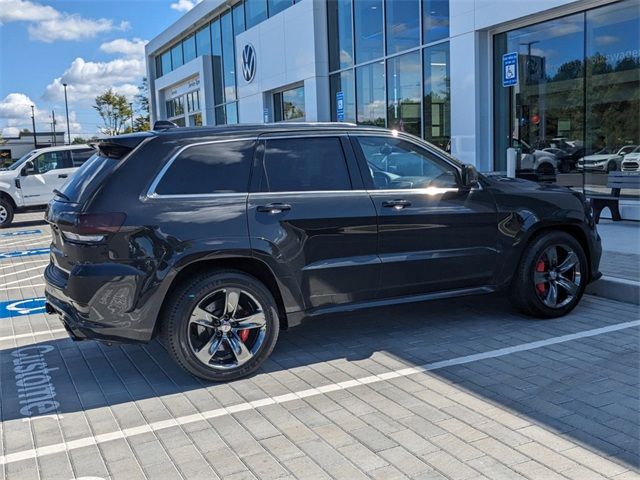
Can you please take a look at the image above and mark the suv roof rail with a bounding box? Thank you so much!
[153,120,179,131]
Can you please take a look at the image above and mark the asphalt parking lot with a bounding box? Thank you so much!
[0,211,638,480]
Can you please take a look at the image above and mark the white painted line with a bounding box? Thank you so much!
[0,259,49,270]
[0,328,67,343]
[0,274,45,287]
[1,318,638,466]
[0,264,48,280]
[0,238,50,248]
[0,283,45,292]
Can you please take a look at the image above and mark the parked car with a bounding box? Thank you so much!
[0,144,95,227]
[44,125,602,381]
[577,145,637,172]
[621,146,640,172]
[512,138,559,175]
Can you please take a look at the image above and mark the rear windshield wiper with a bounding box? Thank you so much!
[53,189,71,201]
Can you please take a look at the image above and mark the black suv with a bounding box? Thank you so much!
[45,124,601,381]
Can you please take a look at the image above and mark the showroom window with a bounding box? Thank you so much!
[330,70,356,123]
[356,61,386,127]
[195,24,211,56]
[386,0,420,55]
[245,0,267,29]
[387,51,422,137]
[493,0,639,191]
[171,43,183,69]
[183,34,196,63]
[274,86,305,122]
[423,43,450,149]
[354,0,384,64]
[328,0,451,147]
[328,0,354,71]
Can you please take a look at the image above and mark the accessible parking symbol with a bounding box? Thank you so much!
[0,298,47,319]
[0,247,50,259]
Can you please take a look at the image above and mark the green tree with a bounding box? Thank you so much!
[71,136,86,144]
[93,89,132,136]
[133,77,150,132]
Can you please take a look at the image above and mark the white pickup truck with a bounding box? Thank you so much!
[0,144,95,227]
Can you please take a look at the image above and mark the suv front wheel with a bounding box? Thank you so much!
[161,270,280,381]
[0,197,14,228]
[509,231,587,318]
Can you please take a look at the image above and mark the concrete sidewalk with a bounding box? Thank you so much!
[587,221,640,304]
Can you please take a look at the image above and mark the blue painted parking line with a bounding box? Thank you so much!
[0,229,42,237]
[0,248,50,259]
[0,298,46,319]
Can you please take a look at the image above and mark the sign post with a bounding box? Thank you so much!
[336,91,345,122]
[502,52,518,87]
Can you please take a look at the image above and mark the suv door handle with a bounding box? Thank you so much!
[382,199,411,210]
[257,203,292,214]
[58,174,68,178]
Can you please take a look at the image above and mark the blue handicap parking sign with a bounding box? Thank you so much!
[0,247,50,259]
[0,229,42,237]
[502,52,518,87]
[0,298,47,319]
[336,91,345,122]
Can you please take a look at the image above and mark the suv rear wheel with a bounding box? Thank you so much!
[509,231,587,318]
[161,270,280,381]
[0,197,14,228]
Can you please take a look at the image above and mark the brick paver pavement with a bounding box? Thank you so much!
[0,211,638,480]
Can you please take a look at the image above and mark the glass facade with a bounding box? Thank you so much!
[494,0,639,194]
[154,0,299,125]
[329,0,451,148]
[274,86,305,121]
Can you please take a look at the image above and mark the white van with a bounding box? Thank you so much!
[0,144,95,227]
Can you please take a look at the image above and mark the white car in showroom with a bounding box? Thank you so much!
[577,145,637,172]
[621,146,640,172]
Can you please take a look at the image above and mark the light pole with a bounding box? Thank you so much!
[30,105,37,149]
[62,83,71,144]
[129,102,134,132]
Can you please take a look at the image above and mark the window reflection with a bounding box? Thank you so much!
[423,0,449,44]
[386,0,420,54]
[354,0,383,63]
[328,0,353,71]
[387,51,422,137]
[330,70,356,123]
[423,43,450,150]
[356,61,386,127]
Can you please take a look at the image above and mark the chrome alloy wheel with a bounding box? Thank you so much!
[533,245,582,309]
[188,288,267,370]
[0,205,7,224]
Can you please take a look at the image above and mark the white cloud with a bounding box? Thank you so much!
[0,0,57,22]
[0,92,82,135]
[100,38,147,58]
[0,0,129,42]
[170,0,202,12]
[2,127,21,137]
[44,56,145,103]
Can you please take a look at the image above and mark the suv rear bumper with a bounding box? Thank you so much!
[44,262,157,343]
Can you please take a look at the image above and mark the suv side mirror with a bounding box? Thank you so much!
[21,161,36,176]
[461,164,479,188]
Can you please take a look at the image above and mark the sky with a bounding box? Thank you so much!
[0,0,204,139]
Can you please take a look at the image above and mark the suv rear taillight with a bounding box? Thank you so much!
[61,212,126,243]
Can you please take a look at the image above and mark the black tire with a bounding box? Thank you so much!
[161,270,280,382]
[509,231,588,318]
[0,197,14,228]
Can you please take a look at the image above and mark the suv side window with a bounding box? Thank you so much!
[155,140,254,195]
[355,136,458,189]
[262,137,352,192]
[33,151,66,173]
[71,148,95,166]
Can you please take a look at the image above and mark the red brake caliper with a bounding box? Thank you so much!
[239,329,250,342]
[535,260,547,294]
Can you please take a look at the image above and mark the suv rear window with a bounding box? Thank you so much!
[262,137,352,192]
[155,140,254,195]
[56,152,115,203]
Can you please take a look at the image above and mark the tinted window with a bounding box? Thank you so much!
[155,140,254,195]
[355,136,458,189]
[262,137,352,192]
[33,151,66,173]
[71,148,95,166]
[58,153,115,203]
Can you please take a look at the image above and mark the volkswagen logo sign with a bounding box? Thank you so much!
[241,44,256,83]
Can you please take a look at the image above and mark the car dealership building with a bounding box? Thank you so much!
[146,0,639,174]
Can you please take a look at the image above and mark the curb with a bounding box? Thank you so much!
[586,275,640,305]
